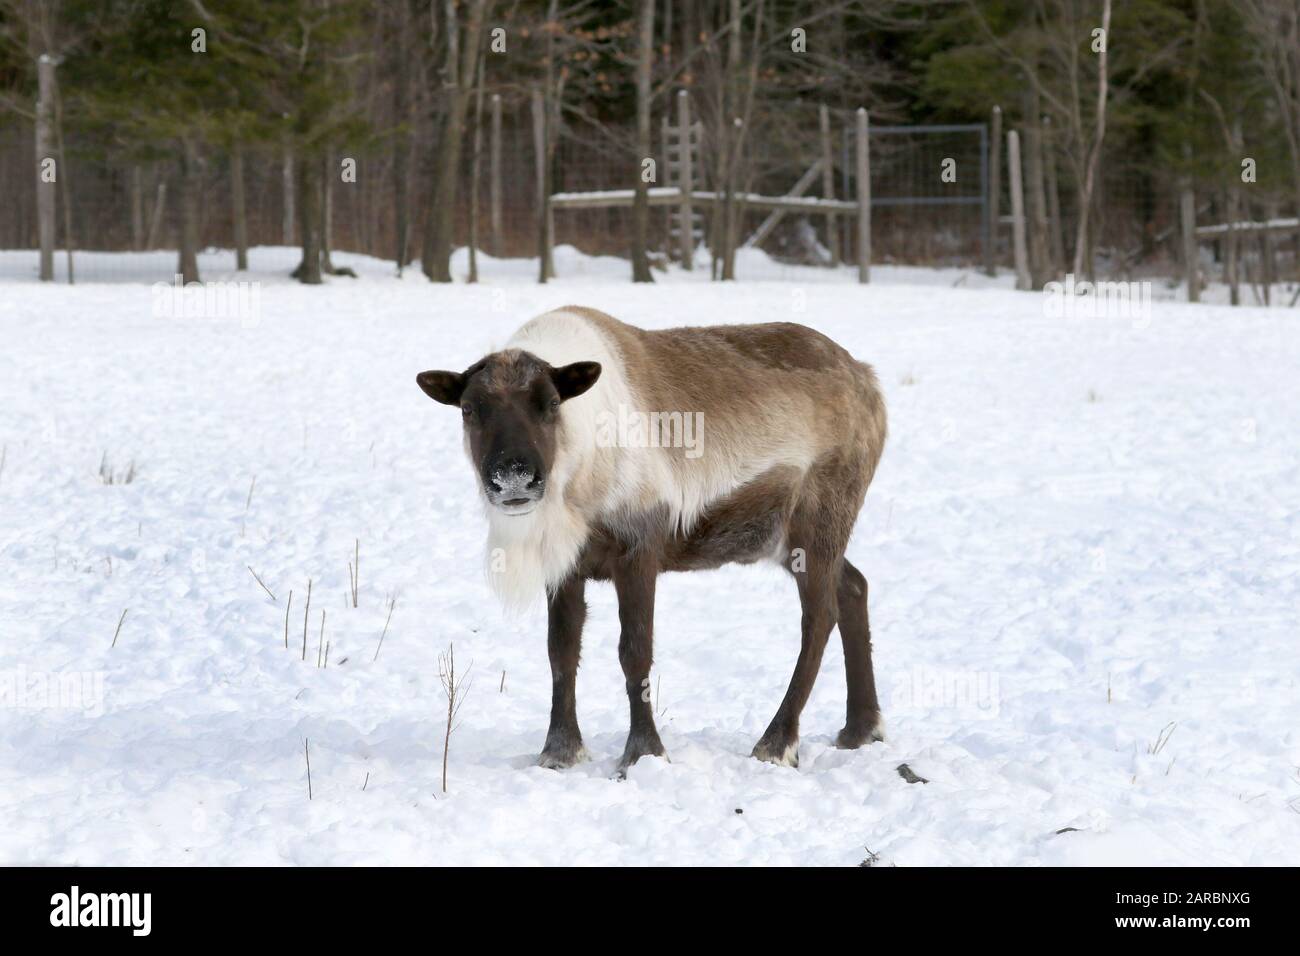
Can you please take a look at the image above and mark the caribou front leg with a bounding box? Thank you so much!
[612,551,667,774]
[538,575,589,769]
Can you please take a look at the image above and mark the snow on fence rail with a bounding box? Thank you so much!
[1188,215,1300,305]
[549,188,859,214]
[1195,217,1300,238]
[545,101,880,283]
[543,96,993,284]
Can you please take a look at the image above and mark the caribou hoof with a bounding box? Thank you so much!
[835,714,886,750]
[616,732,667,777]
[751,736,799,768]
[538,733,590,770]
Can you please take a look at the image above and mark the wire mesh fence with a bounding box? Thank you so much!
[551,115,640,260]
[860,120,987,268]
[5,95,1289,287]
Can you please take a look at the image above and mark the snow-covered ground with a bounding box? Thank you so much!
[1,245,1297,866]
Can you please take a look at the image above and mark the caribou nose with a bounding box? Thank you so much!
[489,458,537,492]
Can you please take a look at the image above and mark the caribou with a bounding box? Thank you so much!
[416,306,887,772]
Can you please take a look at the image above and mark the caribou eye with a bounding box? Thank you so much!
[549,398,560,410]
[461,404,473,418]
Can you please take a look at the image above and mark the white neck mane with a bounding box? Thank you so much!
[483,310,638,610]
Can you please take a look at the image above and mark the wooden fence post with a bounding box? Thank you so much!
[855,107,870,284]
[985,105,1001,277]
[145,180,167,250]
[820,103,839,267]
[1007,129,1030,291]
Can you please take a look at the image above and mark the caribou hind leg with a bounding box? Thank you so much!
[753,451,873,768]
[538,575,590,769]
[834,559,885,749]
[752,546,840,768]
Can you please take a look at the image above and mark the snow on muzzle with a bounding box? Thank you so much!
[484,458,545,513]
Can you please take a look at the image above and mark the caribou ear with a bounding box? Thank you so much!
[551,361,602,402]
[416,370,466,406]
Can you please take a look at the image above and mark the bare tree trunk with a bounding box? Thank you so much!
[130,165,145,252]
[422,0,460,281]
[717,0,765,280]
[321,151,335,274]
[541,0,559,281]
[1261,198,1279,304]
[1043,115,1065,274]
[178,138,202,284]
[1024,85,1051,288]
[51,63,75,284]
[1072,0,1111,280]
[424,0,490,282]
[1227,118,1244,306]
[708,158,723,279]
[719,0,743,281]
[295,152,323,284]
[282,144,295,247]
[820,103,839,267]
[706,0,739,279]
[533,87,551,283]
[631,0,655,282]
[35,55,56,281]
[395,135,409,273]
[677,90,695,269]
[468,59,485,284]
[1180,175,1199,303]
[721,121,742,279]
[231,141,248,270]
[1238,2,1300,292]
[490,93,502,255]
[393,0,413,273]
[1225,188,1240,306]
